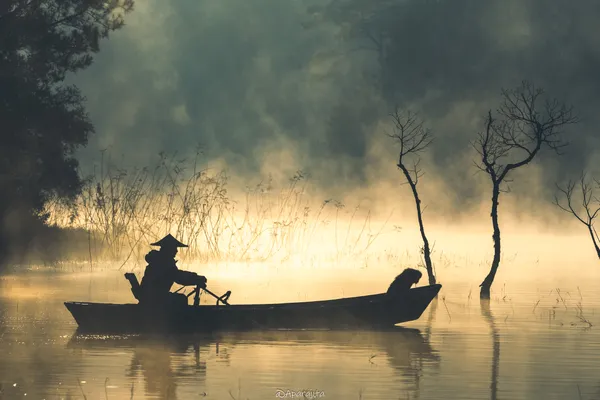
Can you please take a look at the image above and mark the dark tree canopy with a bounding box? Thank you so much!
[0,0,134,264]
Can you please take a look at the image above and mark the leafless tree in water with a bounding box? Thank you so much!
[472,81,578,298]
[388,109,436,285]
[554,172,600,259]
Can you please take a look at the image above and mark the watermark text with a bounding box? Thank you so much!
[275,389,325,398]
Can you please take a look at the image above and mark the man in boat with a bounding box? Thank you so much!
[139,234,207,306]
[387,268,422,296]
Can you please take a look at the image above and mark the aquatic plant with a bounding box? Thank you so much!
[45,149,393,268]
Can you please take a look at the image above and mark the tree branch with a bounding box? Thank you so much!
[473,81,577,186]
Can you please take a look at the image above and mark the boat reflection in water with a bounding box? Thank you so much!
[68,325,440,399]
[127,340,207,399]
[68,334,211,400]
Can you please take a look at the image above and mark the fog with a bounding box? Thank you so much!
[62,0,600,235]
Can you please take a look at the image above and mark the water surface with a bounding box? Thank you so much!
[1,266,599,399]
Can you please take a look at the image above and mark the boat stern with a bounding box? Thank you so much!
[64,301,142,333]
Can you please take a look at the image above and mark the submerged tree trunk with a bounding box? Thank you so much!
[400,165,436,285]
[480,183,501,299]
[586,225,600,259]
[417,199,436,285]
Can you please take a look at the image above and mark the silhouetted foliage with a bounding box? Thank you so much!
[472,81,578,298]
[0,0,134,266]
[554,172,600,259]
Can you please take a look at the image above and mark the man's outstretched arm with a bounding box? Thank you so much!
[175,270,207,288]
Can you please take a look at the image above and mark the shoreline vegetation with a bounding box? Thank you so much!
[4,144,597,282]
[13,150,396,270]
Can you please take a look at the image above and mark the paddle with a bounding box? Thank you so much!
[202,287,232,306]
[187,285,267,329]
[183,285,231,306]
[183,284,265,329]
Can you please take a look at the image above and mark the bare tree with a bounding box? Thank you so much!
[472,81,578,299]
[388,109,436,285]
[554,172,600,259]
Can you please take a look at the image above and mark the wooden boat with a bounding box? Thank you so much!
[64,276,441,333]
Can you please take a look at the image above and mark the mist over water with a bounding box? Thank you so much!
[4,0,600,398]
[3,219,598,399]
[1,248,599,399]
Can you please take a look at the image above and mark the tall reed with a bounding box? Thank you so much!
[45,150,393,267]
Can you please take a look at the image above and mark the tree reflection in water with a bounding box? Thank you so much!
[411,295,439,399]
[480,300,499,400]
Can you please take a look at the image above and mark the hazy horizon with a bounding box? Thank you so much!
[59,0,600,238]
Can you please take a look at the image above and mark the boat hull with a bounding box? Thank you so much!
[65,284,441,333]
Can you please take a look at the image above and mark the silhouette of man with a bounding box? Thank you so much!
[139,234,207,306]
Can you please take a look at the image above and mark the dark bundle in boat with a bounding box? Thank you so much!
[65,268,441,333]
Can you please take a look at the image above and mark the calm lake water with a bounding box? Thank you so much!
[1,261,599,400]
